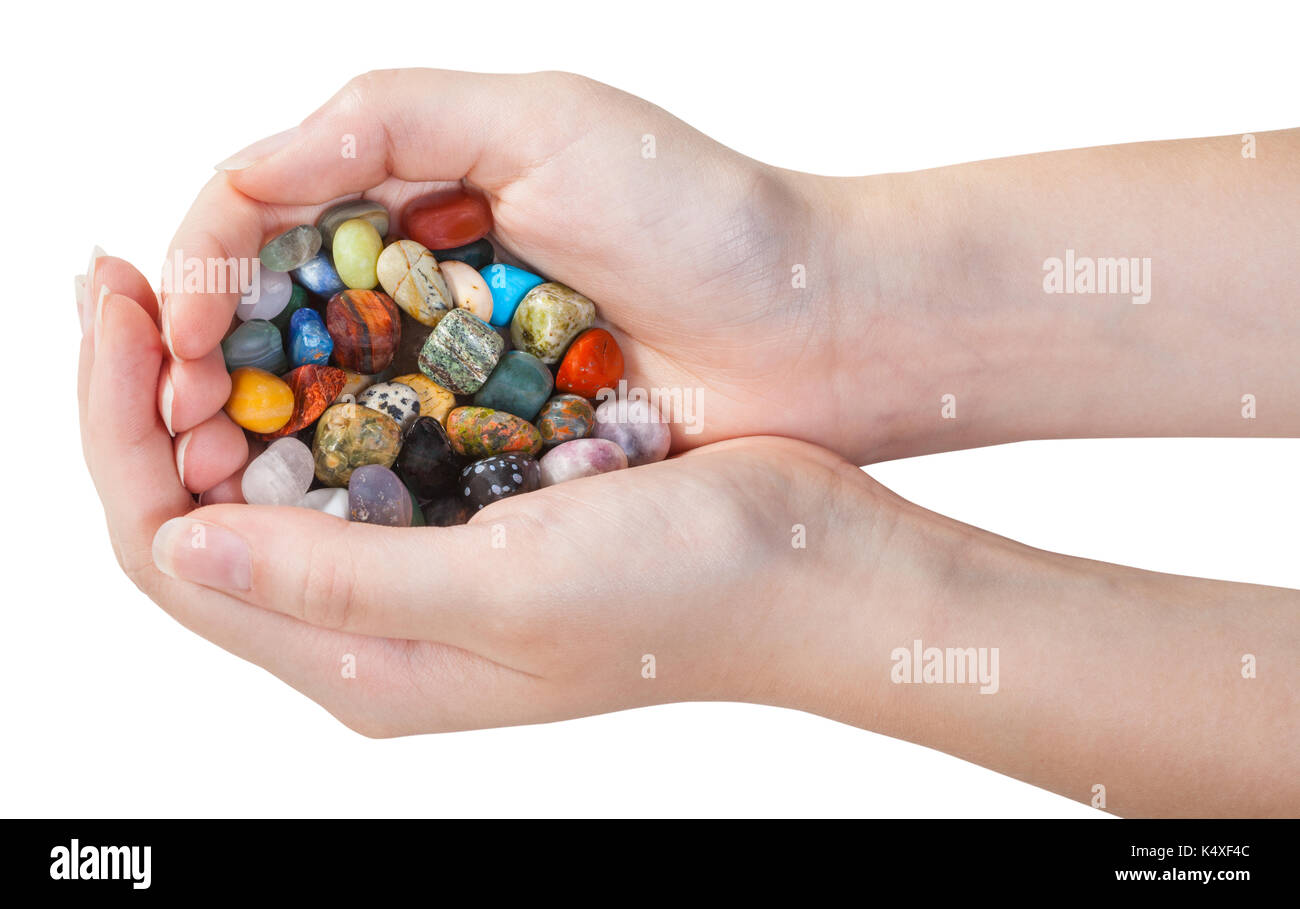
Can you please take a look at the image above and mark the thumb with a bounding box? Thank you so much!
[214,69,617,203]
[150,502,540,655]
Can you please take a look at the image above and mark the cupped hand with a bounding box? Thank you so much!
[82,264,892,736]
[161,69,868,496]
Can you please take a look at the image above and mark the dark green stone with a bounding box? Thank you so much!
[472,350,553,421]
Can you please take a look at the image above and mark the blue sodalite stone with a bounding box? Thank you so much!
[289,307,334,367]
[293,250,347,298]
[481,264,544,326]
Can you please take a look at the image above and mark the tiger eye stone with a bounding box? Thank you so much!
[258,364,347,441]
[332,218,384,290]
[311,402,403,487]
[509,283,597,365]
[376,239,452,326]
[402,188,493,250]
[225,367,294,434]
[417,308,503,394]
[391,373,456,424]
[325,289,402,374]
[445,406,542,459]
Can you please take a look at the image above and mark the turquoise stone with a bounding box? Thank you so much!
[222,319,287,374]
[289,307,333,367]
[482,264,544,327]
[293,250,347,298]
[270,283,309,334]
[472,350,553,421]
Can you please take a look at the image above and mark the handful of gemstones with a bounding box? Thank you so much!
[221,191,668,527]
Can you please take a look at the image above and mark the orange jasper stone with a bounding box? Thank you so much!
[554,328,624,398]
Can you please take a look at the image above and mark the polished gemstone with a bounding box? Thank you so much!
[481,264,544,327]
[288,307,333,367]
[225,367,295,434]
[348,464,413,526]
[555,328,624,397]
[260,225,322,272]
[325,289,402,374]
[358,381,422,434]
[535,394,596,449]
[270,283,309,334]
[417,308,503,394]
[439,259,493,323]
[509,282,596,364]
[258,364,347,440]
[593,397,671,467]
[402,188,493,250]
[292,250,347,298]
[241,437,315,506]
[432,237,494,270]
[394,416,461,500]
[445,406,542,458]
[298,487,350,518]
[311,402,403,486]
[423,494,472,526]
[390,373,456,424]
[459,453,540,511]
[538,438,628,487]
[221,319,287,374]
[317,199,389,248]
[236,269,294,322]
[376,239,452,326]
[472,350,553,421]
[332,217,383,290]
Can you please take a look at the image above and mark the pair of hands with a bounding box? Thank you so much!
[79,70,898,735]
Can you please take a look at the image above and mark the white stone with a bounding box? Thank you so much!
[298,487,350,519]
[241,437,314,506]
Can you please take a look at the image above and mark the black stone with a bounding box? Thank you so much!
[459,453,540,511]
[393,417,461,500]
[432,237,495,270]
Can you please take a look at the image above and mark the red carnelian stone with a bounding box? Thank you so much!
[401,189,493,249]
[554,328,624,398]
[258,364,347,440]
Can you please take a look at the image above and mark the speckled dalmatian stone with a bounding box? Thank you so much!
[358,381,422,435]
[459,453,540,511]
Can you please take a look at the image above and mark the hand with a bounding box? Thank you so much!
[81,265,888,736]
[160,69,875,495]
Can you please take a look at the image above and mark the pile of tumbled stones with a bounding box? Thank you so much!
[221,190,669,526]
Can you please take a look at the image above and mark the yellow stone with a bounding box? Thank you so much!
[332,218,383,290]
[391,373,456,424]
[225,367,294,434]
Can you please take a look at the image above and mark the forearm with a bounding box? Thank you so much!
[790,481,1300,817]
[812,128,1300,464]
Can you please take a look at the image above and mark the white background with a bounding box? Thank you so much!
[1,0,1295,817]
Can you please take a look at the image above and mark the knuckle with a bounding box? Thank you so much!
[300,536,360,631]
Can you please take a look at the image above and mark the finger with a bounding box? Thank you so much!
[218,69,605,202]
[79,255,161,430]
[149,502,545,657]
[174,413,248,495]
[160,346,232,436]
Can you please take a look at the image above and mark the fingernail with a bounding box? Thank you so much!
[86,245,106,286]
[74,274,86,327]
[160,300,178,359]
[160,370,176,437]
[93,284,110,350]
[175,429,193,487]
[152,517,252,592]
[215,126,298,171]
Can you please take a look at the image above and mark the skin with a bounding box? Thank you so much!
[77,71,1299,816]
